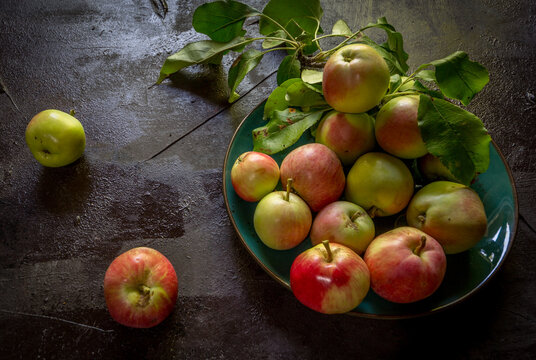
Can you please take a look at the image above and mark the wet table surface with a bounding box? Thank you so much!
[1,0,535,358]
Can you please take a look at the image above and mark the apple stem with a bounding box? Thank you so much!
[285,178,293,202]
[322,240,333,263]
[417,214,426,224]
[414,235,427,256]
[368,206,378,219]
[350,211,362,222]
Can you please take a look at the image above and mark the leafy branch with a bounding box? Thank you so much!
[157,0,492,185]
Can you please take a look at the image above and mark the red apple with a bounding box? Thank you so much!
[406,181,488,254]
[103,247,178,328]
[345,152,414,217]
[323,44,390,113]
[253,179,312,250]
[310,201,375,255]
[364,227,446,304]
[290,240,370,314]
[315,111,376,166]
[231,151,280,202]
[374,95,428,159]
[280,143,345,212]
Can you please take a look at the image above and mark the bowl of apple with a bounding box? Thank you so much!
[222,44,518,319]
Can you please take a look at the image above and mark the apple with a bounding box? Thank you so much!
[323,43,390,113]
[374,95,428,159]
[315,111,375,166]
[231,151,280,202]
[345,152,414,217]
[280,143,345,212]
[364,226,447,304]
[406,181,488,254]
[310,201,375,255]
[290,240,370,314]
[418,153,460,183]
[253,179,312,250]
[25,109,86,167]
[103,247,178,328]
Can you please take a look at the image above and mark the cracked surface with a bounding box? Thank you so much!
[1,0,535,358]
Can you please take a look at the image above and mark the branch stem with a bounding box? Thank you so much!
[258,13,297,43]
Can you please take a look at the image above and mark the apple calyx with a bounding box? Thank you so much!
[413,235,427,256]
[322,240,333,263]
[417,214,426,224]
[137,285,153,307]
[285,178,293,202]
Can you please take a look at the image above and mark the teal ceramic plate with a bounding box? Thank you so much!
[223,101,518,319]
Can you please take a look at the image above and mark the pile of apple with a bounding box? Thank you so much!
[231,44,488,314]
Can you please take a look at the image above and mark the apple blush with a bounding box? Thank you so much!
[280,143,345,212]
[364,227,447,304]
[231,151,280,202]
[290,240,370,314]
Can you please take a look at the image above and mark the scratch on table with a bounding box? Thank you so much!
[0,74,20,111]
[150,0,168,19]
[145,69,278,161]
[520,212,536,235]
[502,308,535,323]
[0,309,114,333]
[0,272,70,282]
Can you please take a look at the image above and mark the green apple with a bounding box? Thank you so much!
[25,109,86,167]
[406,181,488,254]
[253,179,312,250]
[345,152,414,217]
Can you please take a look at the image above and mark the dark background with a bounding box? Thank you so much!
[1,0,535,358]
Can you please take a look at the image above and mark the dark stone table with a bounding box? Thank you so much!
[1,0,535,358]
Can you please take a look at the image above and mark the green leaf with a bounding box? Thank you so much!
[157,36,253,84]
[303,82,323,94]
[192,0,260,43]
[388,74,402,94]
[332,19,352,36]
[416,69,436,82]
[252,108,324,154]
[301,69,323,84]
[286,16,323,54]
[361,17,409,74]
[285,80,327,107]
[417,95,491,185]
[263,78,302,119]
[412,80,444,99]
[359,35,406,75]
[259,0,323,37]
[227,49,264,103]
[430,51,489,105]
[276,55,301,85]
[262,30,287,49]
